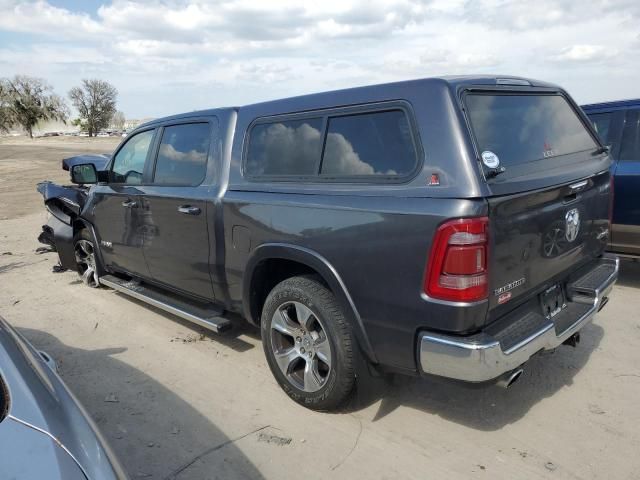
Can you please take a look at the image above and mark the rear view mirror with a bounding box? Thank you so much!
[71,163,98,184]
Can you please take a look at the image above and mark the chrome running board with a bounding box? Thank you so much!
[100,275,232,333]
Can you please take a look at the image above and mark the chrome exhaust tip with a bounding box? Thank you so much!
[496,368,524,389]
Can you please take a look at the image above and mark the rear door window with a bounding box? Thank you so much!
[620,109,640,161]
[320,110,416,177]
[154,123,210,185]
[465,94,597,170]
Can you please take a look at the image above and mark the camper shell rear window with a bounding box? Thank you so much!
[464,92,598,175]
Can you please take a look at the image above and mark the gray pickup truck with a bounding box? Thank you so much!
[38,75,618,410]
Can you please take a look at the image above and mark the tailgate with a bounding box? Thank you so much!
[487,171,611,317]
[462,90,613,321]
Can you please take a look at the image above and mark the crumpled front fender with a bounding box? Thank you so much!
[36,182,90,272]
[36,182,88,225]
[41,216,77,271]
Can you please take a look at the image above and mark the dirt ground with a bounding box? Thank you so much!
[0,136,119,219]
[1,137,640,480]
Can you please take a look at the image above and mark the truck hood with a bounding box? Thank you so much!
[0,317,126,480]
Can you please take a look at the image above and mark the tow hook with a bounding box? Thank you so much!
[563,332,580,348]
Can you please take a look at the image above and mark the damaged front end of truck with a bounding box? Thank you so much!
[36,154,108,276]
[36,181,88,272]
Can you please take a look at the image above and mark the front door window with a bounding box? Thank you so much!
[111,129,155,184]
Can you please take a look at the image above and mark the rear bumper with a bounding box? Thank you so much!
[418,254,619,382]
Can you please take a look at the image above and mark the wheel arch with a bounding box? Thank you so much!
[243,243,377,363]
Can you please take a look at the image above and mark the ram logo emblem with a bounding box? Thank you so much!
[565,209,580,243]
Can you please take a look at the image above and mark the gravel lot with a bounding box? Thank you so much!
[1,137,639,480]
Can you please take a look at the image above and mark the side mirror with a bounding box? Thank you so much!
[71,163,98,184]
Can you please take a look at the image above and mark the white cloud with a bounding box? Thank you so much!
[461,0,612,30]
[0,0,638,117]
[0,0,103,37]
[552,44,617,63]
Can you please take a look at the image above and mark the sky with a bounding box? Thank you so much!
[0,0,638,119]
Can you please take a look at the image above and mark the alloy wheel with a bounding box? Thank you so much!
[74,239,100,287]
[270,301,332,393]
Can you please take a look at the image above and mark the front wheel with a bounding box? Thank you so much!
[73,230,101,288]
[261,275,356,411]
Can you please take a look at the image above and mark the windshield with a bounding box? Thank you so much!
[465,93,598,169]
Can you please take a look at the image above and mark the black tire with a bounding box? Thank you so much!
[261,275,356,411]
[73,229,101,288]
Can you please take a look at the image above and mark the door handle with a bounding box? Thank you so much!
[178,205,201,215]
[569,180,588,192]
[122,199,138,208]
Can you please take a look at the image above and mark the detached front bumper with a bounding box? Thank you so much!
[418,254,619,382]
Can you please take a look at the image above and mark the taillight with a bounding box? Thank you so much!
[424,217,489,302]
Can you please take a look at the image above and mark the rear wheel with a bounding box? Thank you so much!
[73,230,100,288]
[261,275,356,411]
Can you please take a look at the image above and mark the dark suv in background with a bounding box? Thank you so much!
[583,99,640,257]
[39,76,618,410]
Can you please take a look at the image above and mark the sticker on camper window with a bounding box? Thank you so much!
[481,151,500,169]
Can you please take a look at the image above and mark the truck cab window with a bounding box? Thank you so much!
[589,112,613,145]
[111,129,155,184]
[154,123,211,186]
[620,109,640,161]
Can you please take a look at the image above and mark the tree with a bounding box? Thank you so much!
[69,79,118,137]
[0,75,68,138]
[0,83,12,133]
[110,110,126,130]
[0,108,10,133]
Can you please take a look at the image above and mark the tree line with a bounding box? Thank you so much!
[0,75,125,138]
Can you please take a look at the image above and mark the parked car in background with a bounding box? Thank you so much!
[0,316,127,479]
[583,99,640,257]
[38,76,617,410]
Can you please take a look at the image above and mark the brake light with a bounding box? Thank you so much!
[425,217,489,302]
